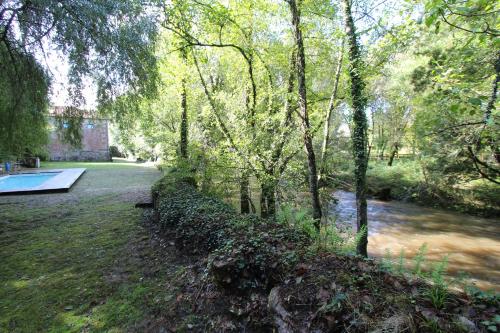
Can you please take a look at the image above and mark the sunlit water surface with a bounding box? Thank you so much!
[330,190,500,291]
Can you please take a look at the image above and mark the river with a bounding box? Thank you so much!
[330,190,500,291]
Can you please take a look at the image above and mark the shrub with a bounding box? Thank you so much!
[109,145,124,157]
[153,172,309,292]
[209,220,309,291]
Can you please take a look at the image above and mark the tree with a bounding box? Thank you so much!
[342,0,369,257]
[0,0,159,156]
[417,0,499,184]
[161,0,310,218]
[0,46,49,158]
[179,51,189,160]
[286,0,322,227]
[319,40,344,181]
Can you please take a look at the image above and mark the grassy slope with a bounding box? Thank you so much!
[0,161,181,332]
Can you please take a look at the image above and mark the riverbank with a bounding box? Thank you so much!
[329,159,500,217]
[148,170,499,332]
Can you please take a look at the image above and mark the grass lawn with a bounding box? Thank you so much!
[0,161,186,332]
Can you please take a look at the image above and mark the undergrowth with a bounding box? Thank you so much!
[152,168,499,332]
[276,204,362,254]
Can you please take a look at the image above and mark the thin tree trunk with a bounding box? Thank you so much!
[261,51,297,219]
[342,0,369,257]
[486,51,499,163]
[387,143,398,166]
[484,50,499,124]
[287,0,322,228]
[260,182,276,219]
[319,41,344,181]
[378,142,386,160]
[192,52,257,175]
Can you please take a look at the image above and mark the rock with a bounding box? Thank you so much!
[209,256,237,288]
[135,202,153,208]
[420,308,437,321]
[457,316,479,332]
[296,263,310,276]
[268,287,303,333]
[316,287,331,303]
[374,188,392,201]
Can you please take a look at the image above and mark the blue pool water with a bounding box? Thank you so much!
[0,172,59,191]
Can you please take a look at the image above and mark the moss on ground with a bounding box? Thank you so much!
[0,161,185,333]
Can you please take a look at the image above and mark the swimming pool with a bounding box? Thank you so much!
[0,172,60,191]
[0,168,85,195]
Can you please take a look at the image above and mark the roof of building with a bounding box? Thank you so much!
[49,106,108,120]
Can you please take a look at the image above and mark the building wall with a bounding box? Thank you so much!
[47,117,110,161]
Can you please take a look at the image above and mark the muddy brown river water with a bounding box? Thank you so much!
[331,190,500,291]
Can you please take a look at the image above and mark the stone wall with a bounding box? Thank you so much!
[47,117,111,161]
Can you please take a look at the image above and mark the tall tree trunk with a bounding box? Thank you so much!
[240,170,251,214]
[260,181,276,219]
[486,51,499,163]
[342,0,369,257]
[319,41,344,182]
[179,76,188,159]
[484,50,499,124]
[178,49,189,159]
[387,143,399,166]
[262,51,297,219]
[287,0,322,228]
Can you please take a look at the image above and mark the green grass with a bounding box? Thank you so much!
[0,161,180,332]
[40,159,153,170]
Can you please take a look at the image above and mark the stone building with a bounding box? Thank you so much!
[47,106,110,161]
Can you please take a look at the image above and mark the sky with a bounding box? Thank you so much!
[42,47,97,110]
[41,0,408,111]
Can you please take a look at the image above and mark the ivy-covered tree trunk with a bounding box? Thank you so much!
[342,0,369,257]
[287,0,322,227]
[180,76,188,159]
[486,51,499,163]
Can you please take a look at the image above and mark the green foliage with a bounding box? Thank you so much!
[0,44,49,158]
[413,243,428,277]
[424,258,450,310]
[465,286,500,307]
[277,204,361,255]
[422,318,444,333]
[423,0,499,37]
[277,204,317,238]
[381,248,407,275]
[154,172,310,291]
[109,145,124,158]
[318,292,347,314]
[480,315,500,332]
[54,108,84,148]
[1,0,159,156]
[362,159,500,215]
